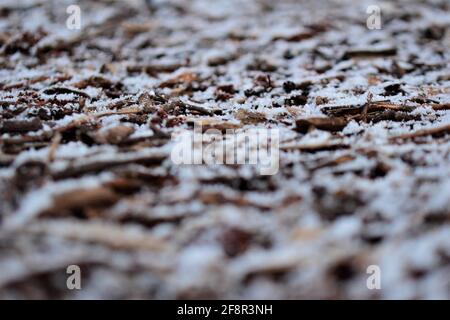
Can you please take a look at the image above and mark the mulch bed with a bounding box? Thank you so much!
[0,0,450,299]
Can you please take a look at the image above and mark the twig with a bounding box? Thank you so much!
[363,92,372,123]
[47,132,62,162]
[390,124,450,140]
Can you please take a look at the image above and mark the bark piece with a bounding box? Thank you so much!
[42,87,90,98]
[51,152,166,179]
[235,109,267,125]
[42,186,119,215]
[295,117,349,133]
[24,219,167,251]
[390,124,450,140]
[342,48,397,60]
[93,125,135,144]
[281,143,350,152]
[1,117,42,133]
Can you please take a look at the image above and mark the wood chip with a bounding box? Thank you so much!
[24,219,167,251]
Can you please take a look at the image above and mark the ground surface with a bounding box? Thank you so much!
[1,0,450,299]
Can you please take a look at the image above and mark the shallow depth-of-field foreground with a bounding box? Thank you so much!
[1,0,450,299]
